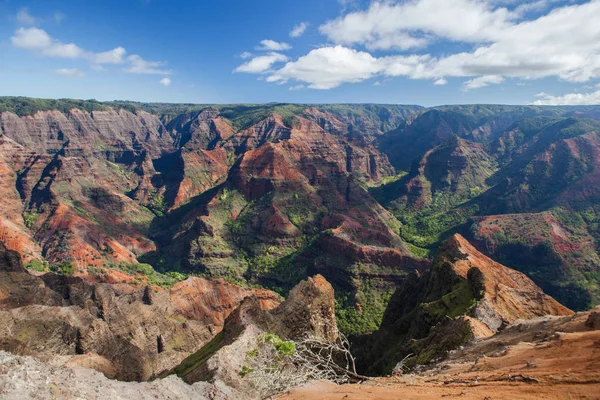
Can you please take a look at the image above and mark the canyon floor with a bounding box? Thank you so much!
[282,311,600,400]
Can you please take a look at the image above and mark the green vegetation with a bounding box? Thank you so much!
[147,192,167,216]
[22,212,38,229]
[470,209,599,310]
[396,204,479,248]
[335,277,396,336]
[0,97,108,116]
[24,259,49,272]
[257,333,296,356]
[50,262,75,276]
[239,365,254,377]
[105,262,179,288]
[421,280,476,319]
[467,267,486,300]
[166,332,224,379]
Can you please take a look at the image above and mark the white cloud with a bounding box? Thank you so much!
[290,22,309,38]
[241,1,600,90]
[462,75,504,90]
[235,52,289,74]
[434,78,448,85]
[532,90,600,105]
[55,68,86,78]
[373,81,381,86]
[160,77,171,86]
[11,27,51,49]
[11,27,171,74]
[93,47,126,64]
[42,42,85,58]
[256,39,292,51]
[16,8,37,26]
[319,0,513,51]
[125,55,171,74]
[267,46,383,89]
[289,84,305,90]
[240,51,253,59]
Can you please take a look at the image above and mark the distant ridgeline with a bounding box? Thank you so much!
[0,96,599,335]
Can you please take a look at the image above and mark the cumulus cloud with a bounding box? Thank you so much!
[235,52,289,74]
[319,0,512,51]
[160,77,171,86]
[266,46,382,89]
[93,47,126,64]
[55,68,86,78]
[434,78,448,85]
[43,42,85,58]
[240,0,600,91]
[532,90,600,105]
[11,27,52,49]
[11,27,170,74]
[16,8,37,26]
[462,75,504,90]
[240,51,253,59]
[290,22,309,38]
[256,39,292,51]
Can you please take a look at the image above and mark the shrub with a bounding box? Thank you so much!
[50,262,75,276]
[24,259,49,272]
[240,331,360,398]
[22,212,38,229]
[148,192,167,216]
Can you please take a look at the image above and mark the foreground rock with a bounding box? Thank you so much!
[166,275,338,397]
[0,350,241,400]
[355,234,572,375]
[0,243,279,381]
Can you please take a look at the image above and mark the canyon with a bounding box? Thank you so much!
[0,97,599,398]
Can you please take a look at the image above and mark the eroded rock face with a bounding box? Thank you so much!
[154,114,421,318]
[168,274,338,394]
[270,275,338,342]
[0,105,411,288]
[0,244,280,381]
[355,234,572,376]
[440,234,572,333]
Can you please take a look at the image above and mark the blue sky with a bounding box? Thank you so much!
[1,0,599,106]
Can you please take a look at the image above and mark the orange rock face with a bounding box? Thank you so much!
[442,234,573,334]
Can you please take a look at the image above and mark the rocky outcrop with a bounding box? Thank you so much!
[0,351,241,400]
[167,275,337,394]
[355,234,571,376]
[439,234,572,331]
[0,244,280,381]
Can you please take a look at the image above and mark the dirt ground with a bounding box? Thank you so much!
[280,311,600,400]
[281,380,599,400]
